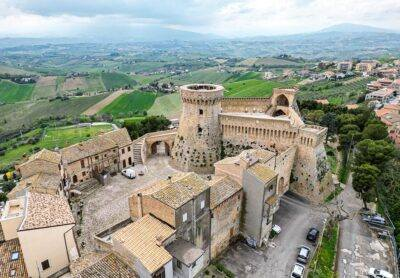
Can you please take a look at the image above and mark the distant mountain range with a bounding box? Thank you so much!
[318,23,398,34]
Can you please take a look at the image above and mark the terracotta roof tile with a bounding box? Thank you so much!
[248,163,277,183]
[70,252,137,278]
[20,192,75,231]
[209,176,242,209]
[151,172,209,209]
[7,173,60,199]
[18,149,61,168]
[112,215,175,274]
[0,239,28,277]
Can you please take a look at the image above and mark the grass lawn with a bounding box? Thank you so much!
[223,79,294,98]
[100,91,157,117]
[101,72,137,91]
[308,220,339,278]
[148,93,182,119]
[0,124,113,168]
[0,80,35,103]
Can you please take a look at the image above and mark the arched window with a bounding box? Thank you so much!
[276,94,289,106]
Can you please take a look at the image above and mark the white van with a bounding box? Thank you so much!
[121,168,136,179]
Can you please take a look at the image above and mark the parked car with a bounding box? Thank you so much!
[363,214,386,226]
[307,227,319,243]
[272,224,281,234]
[290,263,305,278]
[121,168,136,179]
[368,267,393,278]
[297,246,311,264]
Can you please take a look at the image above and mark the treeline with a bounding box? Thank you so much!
[123,115,171,139]
[300,100,400,245]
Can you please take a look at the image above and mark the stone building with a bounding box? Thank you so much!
[209,176,242,258]
[61,128,133,185]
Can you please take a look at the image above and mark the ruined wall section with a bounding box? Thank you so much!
[221,97,271,113]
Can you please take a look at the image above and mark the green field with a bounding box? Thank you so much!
[0,124,113,168]
[148,93,182,119]
[100,91,157,117]
[0,65,35,75]
[298,77,374,104]
[223,79,294,98]
[0,80,35,103]
[101,72,137,90]
[0,94,110,133]
[160,68,233,85]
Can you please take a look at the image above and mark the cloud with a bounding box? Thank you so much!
[0,0,399,38]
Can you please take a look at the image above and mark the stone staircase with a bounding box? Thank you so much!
[133,137,145,165]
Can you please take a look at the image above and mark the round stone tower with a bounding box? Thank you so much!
[171,84,224,174]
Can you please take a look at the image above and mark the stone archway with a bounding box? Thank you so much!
[150,141,171,156]
[273,109,286,117]
[276,94,289,106]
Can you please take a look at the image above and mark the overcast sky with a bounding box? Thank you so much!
[1,0,400,38]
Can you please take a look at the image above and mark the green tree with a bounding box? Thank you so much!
[354,139,396,169]
[320,112,338,140]
[339,124,360,135]
[353,163,380,208]
[306,110,324,124]
[362,123,388,140]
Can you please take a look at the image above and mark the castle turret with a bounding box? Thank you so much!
[171,84,223,174]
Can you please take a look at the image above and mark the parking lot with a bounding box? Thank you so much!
[73,156,178,254]
[220,192,327,277]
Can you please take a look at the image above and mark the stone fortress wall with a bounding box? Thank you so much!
[135,84,333,202]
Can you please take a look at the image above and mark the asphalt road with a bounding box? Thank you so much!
[220,192,327,277]
[336,176,396,277]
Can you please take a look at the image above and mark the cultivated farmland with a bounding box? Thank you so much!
[100,91,157,117]
[148,93,182,119]
[32,76,57,99]
[101,72,137,91]
[0,80,35,103]
[223,79,295,98]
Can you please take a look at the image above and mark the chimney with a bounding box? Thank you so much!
[137,193,143,218]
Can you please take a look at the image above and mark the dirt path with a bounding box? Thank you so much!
[82,89,128,116]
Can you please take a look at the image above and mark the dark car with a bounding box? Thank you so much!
[307,228,319,242]
[297,246,311,264]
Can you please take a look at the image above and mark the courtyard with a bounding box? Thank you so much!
[72,155,178,254]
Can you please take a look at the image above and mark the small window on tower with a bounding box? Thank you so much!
[198,126,202,135]
[199,109,203,115]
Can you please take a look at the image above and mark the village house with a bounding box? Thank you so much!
[336,61,353,72]
[355,60,379,73]
[61,128,133,185]
[0,192,78,278]
[365,88,396,103]
[378,68,399,79]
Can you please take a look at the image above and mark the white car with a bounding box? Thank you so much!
[368,268,393,278]
[290,263,305,278]
[272,224,282,234]
[121,168,136,179]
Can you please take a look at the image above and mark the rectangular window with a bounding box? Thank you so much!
[128,146,131,152]
[41,259,50,271]
[177,260,182,269]
[122,148,125,154]
[82,172,86,177]
[200,200,205,209]
[182,213,187,222]
[80,160,85,168]
[199,109,203,115]
[10,252,19,261]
